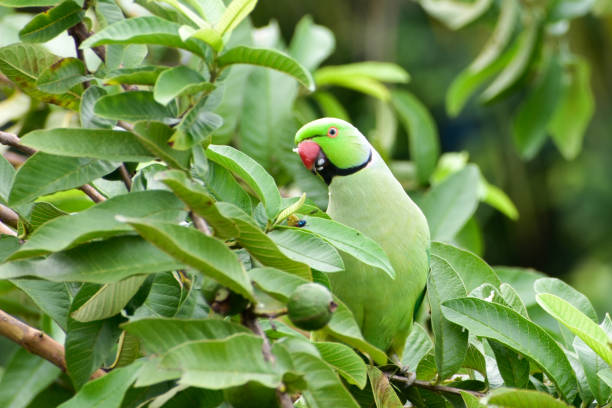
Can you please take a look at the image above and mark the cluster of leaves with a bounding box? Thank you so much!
[0,0,609,407]
[420,0,606,160]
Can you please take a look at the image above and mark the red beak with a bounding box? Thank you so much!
[297,141,320,170]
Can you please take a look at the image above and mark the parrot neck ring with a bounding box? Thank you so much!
[304,143,372,185]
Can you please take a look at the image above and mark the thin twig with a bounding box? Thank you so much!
[79,185,106,203]
[0,204,19,229]
[0,221,17,236]
[254,310,288,319]
[68,20,106,62]
[389,374,486,398]
[276,389,295,408]
[191,212,211,236]
[243,310,274,363]
[118,164,132,191]
[117,121,134,132]
[0,131,36,155]
[0,308,106,379]
[3,151,26,167]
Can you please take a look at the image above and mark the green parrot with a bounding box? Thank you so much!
[294,118,430,359]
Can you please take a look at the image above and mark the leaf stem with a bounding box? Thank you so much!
[0,308,106,379]
[388,374,486,398]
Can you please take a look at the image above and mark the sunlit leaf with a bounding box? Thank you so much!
[207,144,281,219]
[442,297,578,401]
[19,0,84,43]
[428,255,468,380]
[391,90,440,184]
[36,58,88,94]
[218,46,315,91]
[536,293,612,366]
[153,66,214,106]
[20,128,155,162]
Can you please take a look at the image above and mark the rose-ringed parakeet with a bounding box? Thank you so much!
[294,118,430,358]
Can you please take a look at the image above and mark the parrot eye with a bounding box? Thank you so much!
[327,127,338,138]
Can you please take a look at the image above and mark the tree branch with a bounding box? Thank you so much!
[389,374,486,398]
[0,308,106,379]
[191,212,211,236]
[0,131,36,155]
[0,220,17,236]
[118,164,132,191]
[79,184,106,203]
[0,204,19,229]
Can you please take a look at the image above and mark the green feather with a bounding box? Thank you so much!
[295,118,430,357]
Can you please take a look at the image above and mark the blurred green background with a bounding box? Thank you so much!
[251,1,612,316]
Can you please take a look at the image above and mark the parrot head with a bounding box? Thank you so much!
[294,118,372,184]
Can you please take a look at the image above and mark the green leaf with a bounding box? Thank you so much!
[217,46,315,91]
[121,218,254,300]
[0,44,79,110]
[268,228,344,273]
[157,170,238,238]
[536,293,612,366]
[289,351,360,408]
[104,66,164,86]
[0,0,61,4]
[534,277,598,321]
[367,365,403,408]
[122,318,248,354]
[80,86,116,129]
[160,333,282,389]
[446,39,516,116]
[80,16,208,58]
[215,0,256,36]
[512,54,564,159]
[391,90,440,184]
[217,204,311,280]
[206,144,281,219]
[94,91,177,123]
[549,56,595,160]
[298,216,395,279]
[153,66,214,105]
[599,368,612,389]
[36,58,88,94]
[59,360,143,408]
[289,15,335,72]
[11,190,184,259]
[431,241,500,292]
[314,342,367,389]
[480,180,519,220]
[130,272,182,319]
[8,153,116,206]
[71,275,147,322]
[419,0,493,30]
[274,193,306,226]
[441,297,578,401]
[248,266,387,364]
[316,62,409,84]
[487,388,572,407]
[10,279,72,330]
[481,19,541,102]
[314,65,393,101]
[401,322,433,372]
[489,339,530,387]
[20,128,155,162]
[131,121,191,170]
[0,348,61,408]
[65,284,123,389]
[0,236,184,283]
[0,154,16,203]
[169,98,223,150]
[428,255,468,380]
[19,1,84,43]
[573,336,611,405]
[312,92,350,122]
[461,391,487,408]
[419,165,480,241]
[499,283,529,318]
